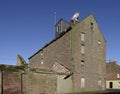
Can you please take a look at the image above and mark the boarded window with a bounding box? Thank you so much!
[98,80,102,87]
[81,33,85,41]
[117,74,120,78]
[41,51,43,56]
[41,61,44,64]
[81,77,85,88]
[98,40,101,45]
[81,44,85,54]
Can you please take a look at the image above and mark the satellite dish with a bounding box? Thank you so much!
[71,12,80,22]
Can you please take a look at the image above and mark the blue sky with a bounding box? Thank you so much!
[0,0,120,65]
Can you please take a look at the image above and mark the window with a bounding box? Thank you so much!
[41,51,43,56]
[91,22,93,25]
[91,22,94,31]
[98,80,102,87]
[56,26,59,32]
[81,60,84,68]
[41,61,44,64]
[117,74,120,78]
[40,51,44,60]
[98,40,101,45]
[81,77,85,88]
[81,44,85,54]
[81,32,85,41]
[118,81,120,87]
[109,82,113,88]
[56,24,61,33]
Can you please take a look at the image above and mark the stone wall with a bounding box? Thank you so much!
[28,14,106,93]
[0,64,73,94]
[71,14,106,92]
[0,71,2,94]
[29,30,72,71]
[3,71,21,94]
[106,61,120,74]
[0,65,24,94]
[0,66,58,94]
[22,71,57,94]
[57,76,73,94]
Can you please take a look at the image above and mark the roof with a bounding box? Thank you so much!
[29,13,106,59]
[55,18,70,26]
[28,23,72,59]
[28,15,86,59]
[106,61,120,73]
[106,72,120,80]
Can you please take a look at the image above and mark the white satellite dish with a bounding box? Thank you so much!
[71,12,80,22]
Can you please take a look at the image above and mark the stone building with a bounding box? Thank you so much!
[29,13,106,93]
[0,13,106,94]
[106,61,120,89]
[106,61,120,74]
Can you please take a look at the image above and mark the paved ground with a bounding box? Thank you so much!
[74,90,120,94]
[97,89,120,94]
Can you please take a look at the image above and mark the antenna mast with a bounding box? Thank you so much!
[54,12,56,25]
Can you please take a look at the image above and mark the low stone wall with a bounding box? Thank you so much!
[0,65,73,94]
[0,66,58,94]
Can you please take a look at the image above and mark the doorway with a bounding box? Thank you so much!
[109,82,113,88]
